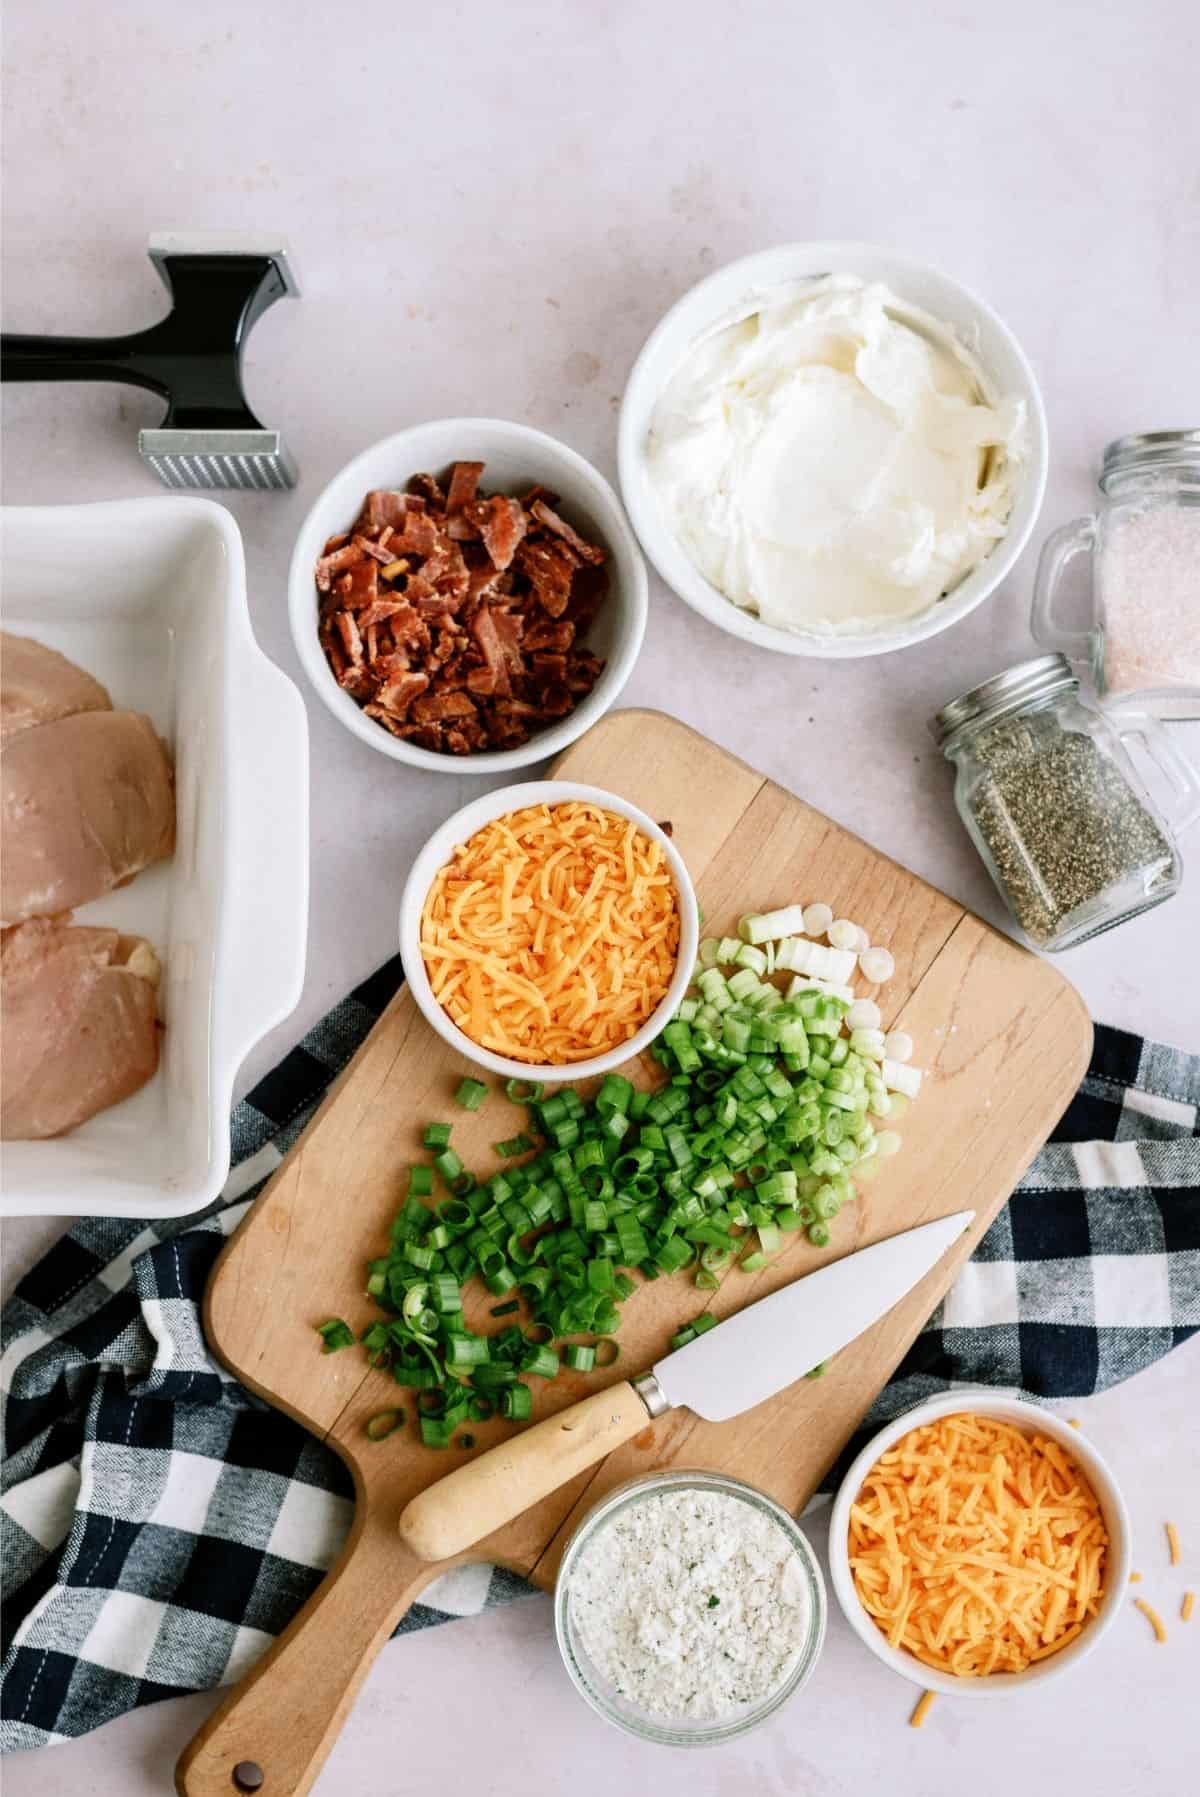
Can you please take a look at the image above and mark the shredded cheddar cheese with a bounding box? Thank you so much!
[909,1690,936,1729]
[1129,1572,1142,1583]
[848,1413,1110,1678]
[1182,1591,1194,1623]
[421,802,680,1064]
[1134,1598,1167,1643]
[1166,1521,1181,1566]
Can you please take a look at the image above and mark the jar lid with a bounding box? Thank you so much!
[1100,428,1200,491]
[928,653,1077,746]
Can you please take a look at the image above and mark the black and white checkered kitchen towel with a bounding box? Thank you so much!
[2,955,1197,1752]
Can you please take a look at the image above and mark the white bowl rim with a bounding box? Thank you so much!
[288,417,648,772]
[398,778,699,1082]
[826,1389,1132,1696]
[618,241,1049,660]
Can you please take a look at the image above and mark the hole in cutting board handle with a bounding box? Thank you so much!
[232,1763,264,1792]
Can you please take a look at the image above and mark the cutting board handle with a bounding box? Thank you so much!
[176,1508,437,1797]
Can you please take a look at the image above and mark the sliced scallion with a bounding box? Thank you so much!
[316,1318,355,1353]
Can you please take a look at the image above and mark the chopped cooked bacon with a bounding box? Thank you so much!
[521,485,561,509]
[489,610,525,673]
[354,535,400,565]
[315,541,365,591]
[406,473,445,507]
[335,612,364,664]
[374,671,430,716]
[566,562,608,635]
[356,598,421,629]
[465,554,505,606]
[445,461,485,515]
[335,559,379,610]
[422,540,470,604]
[470,607,515,696]
[515,537,576,617]
[530,500,607,565]
[361,491,411,531]
[468,495,528,570]
[315,458,609,754]
[523,618,575,653]
[389,510,442,558]
[412,689,478,724]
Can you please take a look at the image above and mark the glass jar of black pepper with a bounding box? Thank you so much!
[930,655,1200,951]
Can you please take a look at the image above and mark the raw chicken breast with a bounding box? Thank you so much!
[1,916,162,1138]
[0,630,112,741]
[1,711,175,925]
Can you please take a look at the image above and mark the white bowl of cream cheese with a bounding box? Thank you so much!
[619,244,1048,657]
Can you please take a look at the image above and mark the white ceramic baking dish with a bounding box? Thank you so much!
[1,498,309,1218]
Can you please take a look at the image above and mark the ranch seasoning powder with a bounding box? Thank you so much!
[931,656,1182,951]
[566,1485,811,1720]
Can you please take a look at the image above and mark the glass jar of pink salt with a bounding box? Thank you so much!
[1032,430,1200,719]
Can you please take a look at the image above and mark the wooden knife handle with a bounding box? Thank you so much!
[398,1380,654,1562]
[175,1512,439,1797]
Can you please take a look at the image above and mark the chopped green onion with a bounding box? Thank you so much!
[505,1078,545,1104]
[495,1133,533,1159]
[316,1319,355,1352]
[324,906,916,1449]
[521,1344,560,1379]
[501,1384,533,1420]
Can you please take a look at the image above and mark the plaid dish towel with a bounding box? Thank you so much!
[2,955,1198,1752]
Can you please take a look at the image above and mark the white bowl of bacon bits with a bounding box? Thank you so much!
[289,419,647,771]
[399,781,699,1082]
[828,1393,1132,1700]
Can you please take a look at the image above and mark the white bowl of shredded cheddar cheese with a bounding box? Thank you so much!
[400,782,699,1082]
[828,1393,1131,1696]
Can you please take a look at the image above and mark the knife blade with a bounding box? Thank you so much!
[652,1208,975,1422]
[397,1209,975,1563]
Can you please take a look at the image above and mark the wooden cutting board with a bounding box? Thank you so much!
[177,709,1091,1797]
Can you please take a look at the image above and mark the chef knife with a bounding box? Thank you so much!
[397,1207,974,1562]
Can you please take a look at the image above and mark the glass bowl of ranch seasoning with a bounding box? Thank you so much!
[930,655,1200,951]
[554,1470,826,1745]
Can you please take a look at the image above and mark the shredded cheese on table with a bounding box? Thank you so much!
[847,1413,1110,1677]
[1182,1591,1194,1623]
[421,802,680,1065]
[1134,1598,1167,1643]
[909,1690,936,1728]
[1166,1521,1181,1566]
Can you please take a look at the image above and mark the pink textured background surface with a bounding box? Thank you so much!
[3,1,1197,1791]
